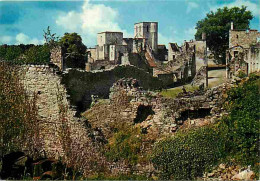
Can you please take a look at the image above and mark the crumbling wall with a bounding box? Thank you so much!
[50,46,64,71]
[85,78,229,138]
[229,30,260,48]
[191,66,207,86]
[21,65,107,176]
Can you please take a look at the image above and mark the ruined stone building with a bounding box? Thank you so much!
[86,22,158,65]
[50,21,197,85]
[226,22,260,78]
[168,43,182,61]
[133,22,158,53]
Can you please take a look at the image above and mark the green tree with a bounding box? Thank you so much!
[23,45,50,64]
[59,33,87,69]
[195,6,253,64]
[1,46,23,62]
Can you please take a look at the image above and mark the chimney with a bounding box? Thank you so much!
[231,22,234,30]
[202,32,206,41]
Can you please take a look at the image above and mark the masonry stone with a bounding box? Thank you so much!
[226,25,260,78]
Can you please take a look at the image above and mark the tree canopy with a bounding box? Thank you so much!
[59,33,87,55]
[59,33,87,69]
[195,6,253,64]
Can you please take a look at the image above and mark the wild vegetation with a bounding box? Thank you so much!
[151,73,260,180]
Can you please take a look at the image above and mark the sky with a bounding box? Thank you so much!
[0,0,259,47]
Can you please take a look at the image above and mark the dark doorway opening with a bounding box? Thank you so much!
[176,108,212,122]
[134,105,155,124]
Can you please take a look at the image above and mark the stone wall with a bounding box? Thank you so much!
[20,65,107,176]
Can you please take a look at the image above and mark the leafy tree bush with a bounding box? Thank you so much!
[43,26,59,48]
[23,45,50,64]
[0,45,50,64]
[151,126,226,180]
[59,33,87,69]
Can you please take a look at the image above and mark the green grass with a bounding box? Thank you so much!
[160,85,199,98]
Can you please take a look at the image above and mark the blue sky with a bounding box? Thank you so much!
[0,0,259,47]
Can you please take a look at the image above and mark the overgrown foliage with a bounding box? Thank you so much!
[152,126,226,180]
[23,45,50,64]
[105,124,143,165]
[195,6,253,64]
[59,33,87,69]
[219,73,260,165]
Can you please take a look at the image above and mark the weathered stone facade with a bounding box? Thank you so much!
[226,24,260,78]
[153,40,196,84]
[96,31,125,61]
[168,43,181,62]
[87,22,159,72]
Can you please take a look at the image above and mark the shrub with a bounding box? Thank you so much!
[219,73,260,165]
[105,125,143,165]
[151,126,226,180]
[237,70,247,78]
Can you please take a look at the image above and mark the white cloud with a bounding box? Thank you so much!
[56,0,131,46]
[210,0,260,17]
[186,2,199,14]
[15,33,44,45]
[0,36,13,44]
